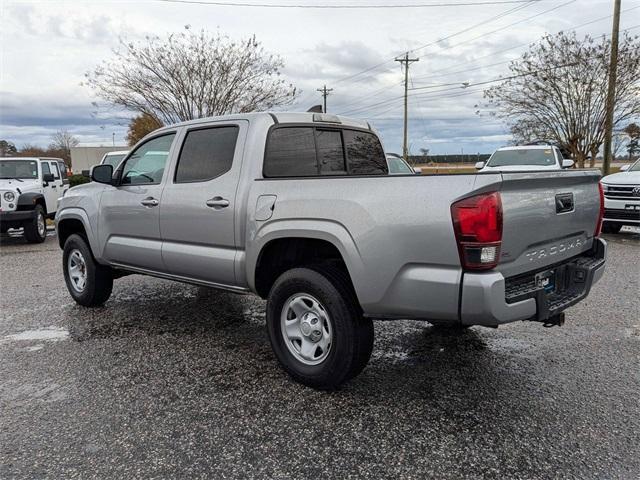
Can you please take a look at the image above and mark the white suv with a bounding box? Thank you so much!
[600,159,640,233]
[477,145,574,172]
[0,157,68,242]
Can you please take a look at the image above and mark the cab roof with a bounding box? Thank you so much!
[157,111,372,132]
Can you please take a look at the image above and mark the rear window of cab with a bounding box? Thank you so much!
[264,126,387,178]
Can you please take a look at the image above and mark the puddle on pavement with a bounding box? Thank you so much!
[1,326,69,344]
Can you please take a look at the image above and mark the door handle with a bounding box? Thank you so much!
[141,197,159,207]
[206,197,230,209]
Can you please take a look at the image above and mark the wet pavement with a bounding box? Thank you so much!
[1,228,639,479]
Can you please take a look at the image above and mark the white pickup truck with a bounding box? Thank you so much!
[56,112,606,389]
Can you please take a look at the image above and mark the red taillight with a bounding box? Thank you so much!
[595,182,604,237]
[451,191,503,270]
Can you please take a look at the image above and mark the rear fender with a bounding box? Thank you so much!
[245,219,365,299]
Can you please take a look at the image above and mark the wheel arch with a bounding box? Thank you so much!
[17,192,47,214]
[56,208,100,256]
[248,221,365,302]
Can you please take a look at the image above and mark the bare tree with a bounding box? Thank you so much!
[49,130,79,165]
[484,32,640,168]
[86,28,298,124]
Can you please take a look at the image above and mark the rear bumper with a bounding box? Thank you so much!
[0,209,36,228]
[460,238,606,327]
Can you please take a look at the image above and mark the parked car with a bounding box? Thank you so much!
[56,112,606,389]
[1,157,68,242]
[477,145,574,172]
[600,159,640,233]
[386,154,422,174]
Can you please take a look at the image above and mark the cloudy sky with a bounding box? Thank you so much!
[1,0,638,154]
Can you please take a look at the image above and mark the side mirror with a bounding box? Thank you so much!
[620,164,630,172]
[562,159,574,169]
[42,173,54,183]
[91,164,113,184]
[475,161,485,170]
[413,167,422,174]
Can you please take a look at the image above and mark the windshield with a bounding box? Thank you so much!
[0,160,39,179]
[387,156,413,174]
[487,148,556,167]
[629,160,640,172]
[102,153,127,168]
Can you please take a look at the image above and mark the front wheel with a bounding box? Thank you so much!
[63,234,113,307]
[266,265,373,390]
[23,205,47,243]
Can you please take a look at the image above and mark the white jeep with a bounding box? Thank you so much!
[0,157,69,243]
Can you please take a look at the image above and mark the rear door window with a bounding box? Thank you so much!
[175,126,239,183]
[264,127,317,177]
[316,129,346,175]
[343,130,387,175]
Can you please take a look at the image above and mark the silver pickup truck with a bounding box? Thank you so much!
[56,112,606,389]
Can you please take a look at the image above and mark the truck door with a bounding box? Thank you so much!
[39,161,58,214]
[48,161,64,212]
[98,132,177,271]
[159,121,247,286]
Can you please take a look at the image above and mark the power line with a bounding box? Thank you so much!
[155,0,542,8]
[331,0,538,86]
[336,0,573,91]
[339,22,638,117]
[412,4,640,81]
[294,0,539,108]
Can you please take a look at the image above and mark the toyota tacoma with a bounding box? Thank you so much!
[56,112,606,389]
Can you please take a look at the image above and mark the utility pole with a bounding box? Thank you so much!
[316,85,333,113]
[395,52,419,162]
[602,0,621,175]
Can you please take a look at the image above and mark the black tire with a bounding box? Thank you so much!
[62,234,113,307]
[266,264,374,390]
[23,205,47,243]
[602,222,622,234]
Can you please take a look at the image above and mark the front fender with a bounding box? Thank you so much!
[244,218,367,301]
[55,208,102,260]
[17,192,45,211]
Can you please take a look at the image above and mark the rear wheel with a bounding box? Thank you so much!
[266,265,373,390]
[23,205,46,243]
[63,234,113,307]
[602,222,622,234]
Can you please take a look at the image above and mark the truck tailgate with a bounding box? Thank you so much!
[496,170,601,278]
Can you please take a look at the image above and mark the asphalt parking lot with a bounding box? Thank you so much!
[1,228,639,479]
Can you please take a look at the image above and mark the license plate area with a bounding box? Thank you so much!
[535,269,556,294]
